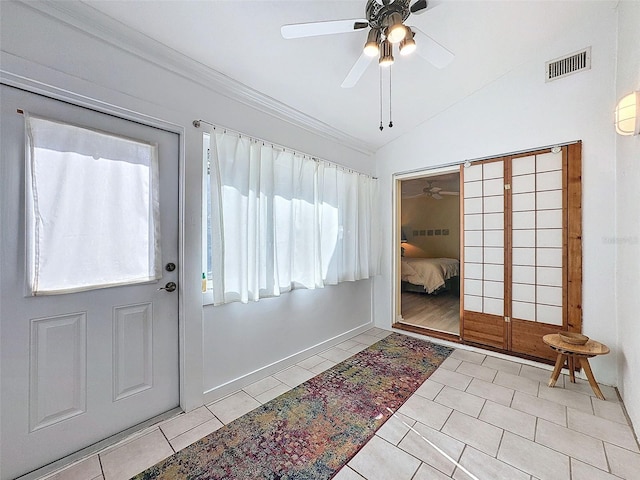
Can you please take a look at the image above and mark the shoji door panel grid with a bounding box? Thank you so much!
[511,153,564,326]
[463,160,505,317]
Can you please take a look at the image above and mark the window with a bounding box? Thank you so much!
[203,130,380,305]
[25,114,161,295]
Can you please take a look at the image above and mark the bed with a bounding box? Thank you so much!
[401,257,460,294]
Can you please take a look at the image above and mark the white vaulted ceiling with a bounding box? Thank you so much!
[63,0,616,153]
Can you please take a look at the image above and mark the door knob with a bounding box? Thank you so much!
[158,281,177,292]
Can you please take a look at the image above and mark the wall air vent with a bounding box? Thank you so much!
[545,47,591,82]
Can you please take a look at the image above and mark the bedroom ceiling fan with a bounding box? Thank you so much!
[406,182,459,200]
[281,0,454,89]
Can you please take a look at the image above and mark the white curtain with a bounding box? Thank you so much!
[25,114,161,295]
[208,131,380,305]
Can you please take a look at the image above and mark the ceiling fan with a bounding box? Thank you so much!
[405,182,459,200]
[281,0,454,88]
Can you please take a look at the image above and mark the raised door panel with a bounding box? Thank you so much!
[29,313,87,431]
[113,303,153,401]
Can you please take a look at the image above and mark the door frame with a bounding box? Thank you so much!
[392,165,462,341]
[0,73,194,412]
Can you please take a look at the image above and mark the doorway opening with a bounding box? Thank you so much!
[395,169,461,339]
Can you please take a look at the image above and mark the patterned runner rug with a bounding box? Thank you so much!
[134,332,452,479]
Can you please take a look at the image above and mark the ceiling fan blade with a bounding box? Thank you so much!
[440,191,460,196]
[412,27,454,69]
[430,186,442,193]
[410,0,429,15]
[431,193,443,200]
[411,0,444,15]
[403,192,427,198]
[281,19,368,39]
[341,52,374,88]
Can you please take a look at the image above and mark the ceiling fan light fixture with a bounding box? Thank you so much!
[379,39,394,67]
[399,29,416,55]
[385,13,406,44]
[363,29,381,57]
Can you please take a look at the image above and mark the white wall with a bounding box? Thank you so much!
[615,0,640,433]
[202,281,371,400]
[374,2,620,385]
[0,2,374,411]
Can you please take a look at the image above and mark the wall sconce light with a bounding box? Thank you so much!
[615,91,639,136]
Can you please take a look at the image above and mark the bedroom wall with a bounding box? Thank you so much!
[401,195,460,259]
[374,1,620,386]
[0,2,375,411]
[615,0,640,435]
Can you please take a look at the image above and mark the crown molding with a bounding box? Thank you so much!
[20,1,375,156]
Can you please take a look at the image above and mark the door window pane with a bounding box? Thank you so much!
[25,114,161,295]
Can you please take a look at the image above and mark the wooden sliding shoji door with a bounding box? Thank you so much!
[461,158,508,349]
[460,143,582,362]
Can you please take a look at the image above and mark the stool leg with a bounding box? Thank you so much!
[568,355,576,383]
[549,353,566,387]
[579,357,605,400]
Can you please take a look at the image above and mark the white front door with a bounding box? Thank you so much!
[0,85,180,479]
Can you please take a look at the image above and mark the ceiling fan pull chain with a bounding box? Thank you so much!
[379,66,384,131]
[389,66,394,128]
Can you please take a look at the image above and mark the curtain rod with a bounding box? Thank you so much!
[193,119,377,179]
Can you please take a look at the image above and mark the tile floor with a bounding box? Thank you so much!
[36,328,639,480]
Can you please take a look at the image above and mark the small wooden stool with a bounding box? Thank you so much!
[542,333,610,400]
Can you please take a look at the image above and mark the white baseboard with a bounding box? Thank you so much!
[202,322,374,404]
